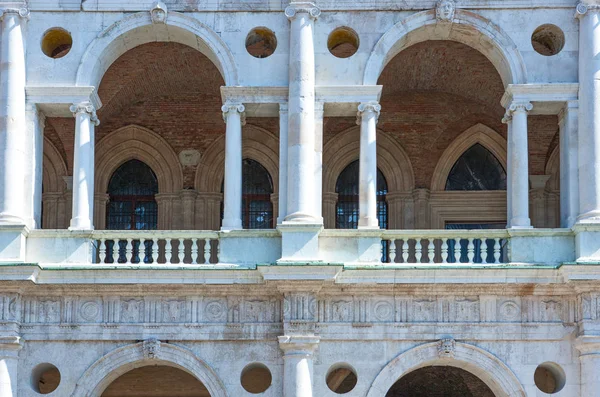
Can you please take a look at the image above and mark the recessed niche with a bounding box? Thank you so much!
[32,363,61,394]
[41,28,72,59]
[326,364,358,394]
[534,362,566,394]
[246,27,277,58]
[240,362,272,393]
[531,24,565,56]
[327,27,359,58]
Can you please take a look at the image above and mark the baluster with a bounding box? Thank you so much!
[125,238,133,264]
[454,237,461,263]
[441,238,448,264]
[107,239,115,264]
[99,238,106,264]
[428,239,435,264]
[402,240,409,263]
[480,238,488,264]
[415,239,422,263]
[389,240,396,263]
[204,238,211,264]
[151,238,159,264]
[467,237,475,263]
[178,238,185,264]
[191,238,199,265]
[139,238,146,264]
[493,238,501,264]
[165,238,172,264]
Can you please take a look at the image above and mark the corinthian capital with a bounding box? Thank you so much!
[356,101,381,125]
[221,102,246,125]
[507,101,533,115]
[285,2,321,20]
[70,102,100,126]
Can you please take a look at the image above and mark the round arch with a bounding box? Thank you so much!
[195,124,279,193]
[96,125,183,194]
[70,341,228,397]
[323,126,414,194]
[43,138,68,193]
[546,145,560,191]
[366,341,526,397]
[363,9,527,87]
[76,11,238,89]
[431,123,507,191]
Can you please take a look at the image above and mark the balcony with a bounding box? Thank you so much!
[0,226,578,269]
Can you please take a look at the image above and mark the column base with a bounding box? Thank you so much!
[0,213,25,225]
[277,222,323,263]
[509,217,532,229]
[69,217,93,230]
[283,211,321,224]
[221,218,242,231]
[577,210,600,224]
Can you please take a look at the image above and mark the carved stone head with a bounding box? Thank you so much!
[143,338,161,360]
[436,0,456,22]
[438,338,456,358]
[150,1,167,24]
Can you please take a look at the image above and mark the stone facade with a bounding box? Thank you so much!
[1,0,600,396]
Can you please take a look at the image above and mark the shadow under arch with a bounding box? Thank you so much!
[95,124,184,195]
[322,126,415,195]
[431,123,507,191]
[70,341,228,397]
[194,124,279,194]
[366,341,526,397]
[363,9,527,87]
[76,11,238,89]
[43,138,68,193]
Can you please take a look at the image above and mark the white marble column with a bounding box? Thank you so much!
[314,102,324,221]
[0,336,22,397]
[221,102,245,230]
[357,102,381,228]
[0,6,29,225]
[506,101,533,228]
[502,112,513,228]
[278,103,289,225]
[69,102,99,230]
[559,101,579,228]
[576,338,600,397]
[577,2,600,223]
[284,2,320,224]
[278,335,320,397]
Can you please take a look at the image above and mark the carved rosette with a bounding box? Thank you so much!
[435,0,456,22]
[285,2,321,21]
[507,101,533,116]
[150,1,167,24]
[143,338,161,360]
[356,101,381,125]
[221,102,246,125]
[438,338,456,358]
[70,102,100,126]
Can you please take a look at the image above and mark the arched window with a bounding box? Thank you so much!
[445,144,506,191]
[107,159,158,230]
[335,160,388,229]
[221,159,274,229]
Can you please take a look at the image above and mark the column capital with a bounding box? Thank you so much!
[221,102,246,125]
[285,2,321,20]
[356,101,381,124]
[70,102,100,126]
[0,5,29,20]
[278,335,320,355]
[279,102,289,113]
[576,2,600,18]
[0,336,23,357]
[506,100,533,115]
[501,111,512,124]
[558,100,579,123]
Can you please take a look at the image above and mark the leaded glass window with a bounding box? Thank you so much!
[242,159,273,229]
[445,144,507,191]
[335,160,388,229]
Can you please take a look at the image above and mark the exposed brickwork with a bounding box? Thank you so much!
[44,40,557,193]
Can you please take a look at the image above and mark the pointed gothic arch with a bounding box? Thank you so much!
[431,124,507,191]
[42,138,68,194]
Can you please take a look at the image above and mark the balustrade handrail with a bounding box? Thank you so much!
[382,229,510,239]
[91,230,220,239]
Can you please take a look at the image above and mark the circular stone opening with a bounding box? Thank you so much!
[534,362,566,394]
[31,363,61,394]
[328,27,359,58]
[41,28,72,59]
[246,27,277,58]
[326,364,358,394]
[241,363,272,394]
[531,24,565,56]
